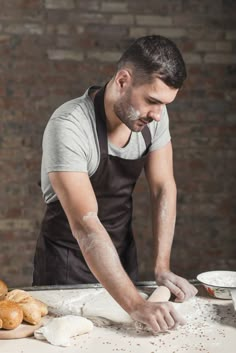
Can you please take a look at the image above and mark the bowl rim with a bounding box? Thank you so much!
[197,270,236,289]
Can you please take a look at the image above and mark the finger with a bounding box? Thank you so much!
[183,288,197,301]
[177,283,198,302]
[191,285,198,296]
[171,277,198,301]
[149,318,161,334]
[174,289,188,302]
[165,280,185,302]
[155,316,169,332]
[163,312,175,329]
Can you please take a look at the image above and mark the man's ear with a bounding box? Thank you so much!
[115,69,132,90]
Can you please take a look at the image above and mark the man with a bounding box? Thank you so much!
[33,35,197,333]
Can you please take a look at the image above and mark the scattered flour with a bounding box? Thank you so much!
[30,287,236,353]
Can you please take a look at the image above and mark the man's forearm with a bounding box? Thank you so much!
[151,181,177,275]
[72,212,144,314]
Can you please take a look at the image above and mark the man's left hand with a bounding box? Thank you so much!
[155,271,198,302]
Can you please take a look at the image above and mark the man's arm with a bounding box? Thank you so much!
[144,142,197,301]
[49,171,185,331]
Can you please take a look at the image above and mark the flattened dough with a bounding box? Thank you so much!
[82,290,148,325]
[34,315,93,346]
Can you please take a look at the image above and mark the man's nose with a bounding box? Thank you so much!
[147,106,163,121]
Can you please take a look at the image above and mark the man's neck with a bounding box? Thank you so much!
[104,80,124,132]
[104,81,131,148]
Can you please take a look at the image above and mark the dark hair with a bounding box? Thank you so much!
[117,35,187,88]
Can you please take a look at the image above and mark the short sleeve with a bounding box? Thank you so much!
[149,105,171,152]
[42,115,89,174]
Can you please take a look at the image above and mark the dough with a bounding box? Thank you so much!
[34,315,93,346]
[82,290,136,325]
[33,287,171,330]
[82,288,170,326]
[30,288,95,317]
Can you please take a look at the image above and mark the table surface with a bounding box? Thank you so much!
[1,285,236,353]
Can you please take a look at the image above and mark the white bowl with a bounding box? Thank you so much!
[197,270,236,299]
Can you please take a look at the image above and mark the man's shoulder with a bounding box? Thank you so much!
[51,89,94,122]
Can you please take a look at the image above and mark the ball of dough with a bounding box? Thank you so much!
[0,300,23,329]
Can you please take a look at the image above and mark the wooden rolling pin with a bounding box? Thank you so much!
[147,286,171,302]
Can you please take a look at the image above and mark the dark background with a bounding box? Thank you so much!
[0,0,235,286]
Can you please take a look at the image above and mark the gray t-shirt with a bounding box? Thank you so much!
[41,87,171,203]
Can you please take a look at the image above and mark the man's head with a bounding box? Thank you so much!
[117,35,187,89]
[111,35,186,132]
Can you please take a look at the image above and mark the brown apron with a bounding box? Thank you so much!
[33,86,151,285]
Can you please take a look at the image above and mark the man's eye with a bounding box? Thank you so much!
[147,99,158,105]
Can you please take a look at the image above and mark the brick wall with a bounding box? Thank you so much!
[0,0,235,286]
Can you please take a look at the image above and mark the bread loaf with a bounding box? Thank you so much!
[5,289,31,302]
[19,300,42,325]
[5,289,48,325]
[34,298,48,317]
[0,300,23,329]
[0,280,8,300]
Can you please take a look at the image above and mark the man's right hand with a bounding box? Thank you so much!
[130,300,186,333]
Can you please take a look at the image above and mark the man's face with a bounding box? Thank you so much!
[113,77,179,132]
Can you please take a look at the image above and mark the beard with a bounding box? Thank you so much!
[113,88,152,132]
